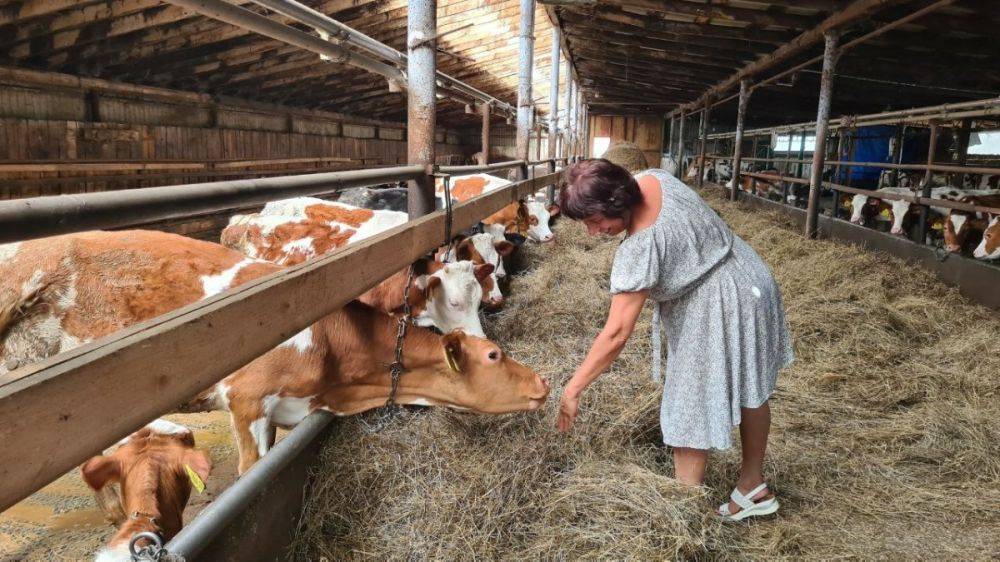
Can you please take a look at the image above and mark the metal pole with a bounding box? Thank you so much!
[797,128,807,179]
[889,124,903,185]
[480,102,491,165]
[535,121,543,162]
[917,120,940,243]
[953,118,972,186]
[583,103,590,158]
[563,72,574,158]
[806,31,839,238]
[515,0,535,172]
[163,0,404,84]
[548,27,561,160]
[407,0,436,218]
[667,116,675,169]
[697,103,710,188]
[676,113,685,175]
[731,79,750,201]
[832,130,846,218]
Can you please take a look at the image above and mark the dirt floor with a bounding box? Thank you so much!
[0,411,240,561]
[291,183,1000,560]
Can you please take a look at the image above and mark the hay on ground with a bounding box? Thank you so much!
[291,184,1000,560]
[601,141,649,173]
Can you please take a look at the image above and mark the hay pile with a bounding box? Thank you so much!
[291,185,1000,559]
[602,141,649,173]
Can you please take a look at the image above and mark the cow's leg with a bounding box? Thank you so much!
[228,399,270,475]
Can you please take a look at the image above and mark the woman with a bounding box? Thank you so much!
[555,159,794,521]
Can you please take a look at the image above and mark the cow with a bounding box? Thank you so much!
[0,231,549,474]
[684,157,731,183]
[944,194,1000,254]
[221,198,492,334]
[81,419,212,562]
[438,173,558,244]
[849,187,994,236]
[335,186,409,212]
[728,168,782,199]
[973,215,1000,260]
[440,233,515,308]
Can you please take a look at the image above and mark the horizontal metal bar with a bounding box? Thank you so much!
[708,153,1000,176]
[0,166,424,244]
[439,160,527,174]
[165,411,335,559]
[743,171,810,185]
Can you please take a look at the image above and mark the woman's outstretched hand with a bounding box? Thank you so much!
[557,389,580,433]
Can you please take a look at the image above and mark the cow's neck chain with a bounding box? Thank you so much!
[385,264,414,409]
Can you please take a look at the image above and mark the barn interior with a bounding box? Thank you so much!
[1,0,999,560]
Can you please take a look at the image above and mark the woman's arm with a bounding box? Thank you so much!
[557,289,649,432]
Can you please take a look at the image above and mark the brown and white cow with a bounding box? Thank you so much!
[943,194,1000,253]
[82,419,212,562]
[437,173,559,243]
[439,233,515,308]
[221,197,491,336]
[973,215,1000,260]
[0,231,548,474]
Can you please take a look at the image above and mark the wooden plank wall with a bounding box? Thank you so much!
[466,123,548,162]
[0,69,470,199]
[588,114,664,168]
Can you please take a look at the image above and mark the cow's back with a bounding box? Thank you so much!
[0,230,278,374]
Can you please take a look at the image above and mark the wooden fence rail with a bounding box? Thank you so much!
[0,171,558,512]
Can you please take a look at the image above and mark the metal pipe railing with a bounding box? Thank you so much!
[439,160,527,174]
[0,166,424,244]
[165,411,335,559]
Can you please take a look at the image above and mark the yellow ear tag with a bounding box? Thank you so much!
[184,465,206,494]
[443,347,462,373]
[880,208,892,219]
[932,222,943,231]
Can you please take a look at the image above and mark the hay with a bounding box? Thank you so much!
[291,184,1000,559]
[602,141,649,173]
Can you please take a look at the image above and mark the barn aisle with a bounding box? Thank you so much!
[291,184,1000,560]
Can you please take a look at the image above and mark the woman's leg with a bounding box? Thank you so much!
[673,447,708,485]
[727,401,773,512]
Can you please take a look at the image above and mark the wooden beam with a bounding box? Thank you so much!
[0,171,561,513]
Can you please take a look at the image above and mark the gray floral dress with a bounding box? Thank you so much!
[610,169,794,450]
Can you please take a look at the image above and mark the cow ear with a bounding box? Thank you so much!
[473,263,495,281]
[441,331,465,373]
[495,240,516,257]
[455,240,473,261]
[422,275,442,300]
[81,455,121,491]
[182,449,213,484]
[548,204,561,217]
[517,202,530,222]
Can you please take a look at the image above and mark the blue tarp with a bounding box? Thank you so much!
[835,125,929,187]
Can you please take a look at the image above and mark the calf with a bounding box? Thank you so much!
[440,233,515,308]
[943,194,1000,253]
[222,198,490,335]
[81,419,212,562]
[482,199,560,244]
[0,231,549,474]
[973,215,1000,260]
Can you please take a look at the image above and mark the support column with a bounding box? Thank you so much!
[917,120,940,243]
[548,27,561,160]
[806,31,839,238]
[831,130,846,218]
[515,0,535,175]
[796,128,807,179]
[582,103,590,158]
[564,73,574,159]
[889,124,904,185]
[480,102,492,165]
[667,116,675,168]
[731,79,751,201]
[952,118,972,186]
[697,103,710,188]
[406,0,436,218]
[676,113,685,175]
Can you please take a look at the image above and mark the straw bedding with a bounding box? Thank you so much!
[291,184,1000,560]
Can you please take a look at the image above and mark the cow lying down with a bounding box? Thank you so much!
[0,230,549,479]
[82,419,211,562]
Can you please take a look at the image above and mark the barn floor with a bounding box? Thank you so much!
[292,185,1000,559]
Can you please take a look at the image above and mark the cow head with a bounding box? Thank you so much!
[82,420,212,562]
[450,234,514,308]
[888,199,913,235]
[524,200,560,243]
[943,210,979,253]
[412,260,490,337]
[973,215,1000,260]
[429,331,549,413]
[849,194,871,224]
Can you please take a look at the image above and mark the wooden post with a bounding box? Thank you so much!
[731,79,751,201]
[406,0,437,218]
[952,118,972,186]
[515,0,535,174]
[676,113,686,175]
[480,102,491,165]
[697,102,710,187]
[917,120,940,243]
[806,31,838,238]
[667,116,675,169]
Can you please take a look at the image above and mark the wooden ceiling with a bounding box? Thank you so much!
[2,0,998,130]
[550,0,1000,126]
[0,0,563,127]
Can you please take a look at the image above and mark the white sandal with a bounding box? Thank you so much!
[717,482,780,522]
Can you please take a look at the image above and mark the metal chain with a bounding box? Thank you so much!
[129,532,185,562]
[385,264,414,410]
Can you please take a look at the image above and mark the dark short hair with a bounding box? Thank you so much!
[559,158,642,220]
